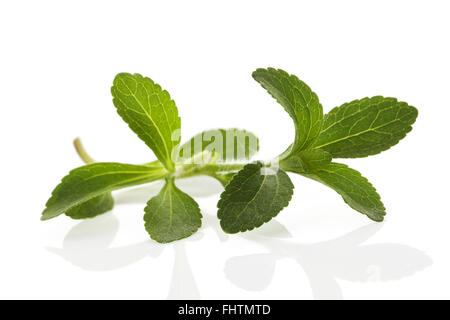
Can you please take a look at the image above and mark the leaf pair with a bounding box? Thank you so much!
[42,162,168,220]
[43,73,183,225]
[42,73,259,243]
[217,68,417,233]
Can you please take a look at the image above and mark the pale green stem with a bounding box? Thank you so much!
[73,137,95,164]
[175,163,245,179]
[74,138,246,180]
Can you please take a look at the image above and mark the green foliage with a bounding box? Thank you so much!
[42,69,418,243]
[65,193,114,219]
[42,162,167,220]
[302,163,386,221]
[144,179,202,243]
[252,68,323,154]
[312,96,418,158]
[218,162,294,233]
[111,73,181,171]
[279,149,332,174]
[176,128,259,163]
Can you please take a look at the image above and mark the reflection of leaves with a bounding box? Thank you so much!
[63,212,119,249]
[299,224,431,283]
[251,220,292,239]
[303,269,343,299]
[47,242,161,271]
[167,243,200,299]
[332,244,431,282]
[315,223,382,249]
[201,214,229,242]
[46,214,163,271]
[226,222,432,299]
[47,210,206,299]
[225,254,277,291]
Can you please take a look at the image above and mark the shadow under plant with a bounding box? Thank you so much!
[47,184,431,299]
[226,222,431,299]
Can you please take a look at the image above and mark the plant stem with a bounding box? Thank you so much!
[73,138,246,181]
[175,163,245,179]
[200,163,245,172]
[73,137,95,164]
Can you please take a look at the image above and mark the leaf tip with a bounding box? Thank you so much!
[40,213,51,221]
[368,213,385,222]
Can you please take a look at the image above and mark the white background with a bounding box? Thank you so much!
[1,0,449,299]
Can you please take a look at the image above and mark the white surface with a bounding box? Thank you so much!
[0,0,448,299]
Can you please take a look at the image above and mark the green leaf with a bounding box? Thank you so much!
[280,149,332,174]
[42,162,167,221]
[252,68,323,154]
[302,162,385,221]
[176,128,259,163]
[65,193,114,219]
[111,73,181,171]
[312,96,418,158]
[217,162,294,233]
[144,179,202,243]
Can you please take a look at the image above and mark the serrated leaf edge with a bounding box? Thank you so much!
[217,162,294,233]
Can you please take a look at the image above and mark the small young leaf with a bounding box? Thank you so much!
[42,162,167,220]
[252,68,323,154]
[280,149,332,174]
[217,162,294,233]
[303,162,386,221]
[144,179,202,243]
[111,73,181,171]
[65,193,114,219]
[312,96,418,158]
[176,128,259,163]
